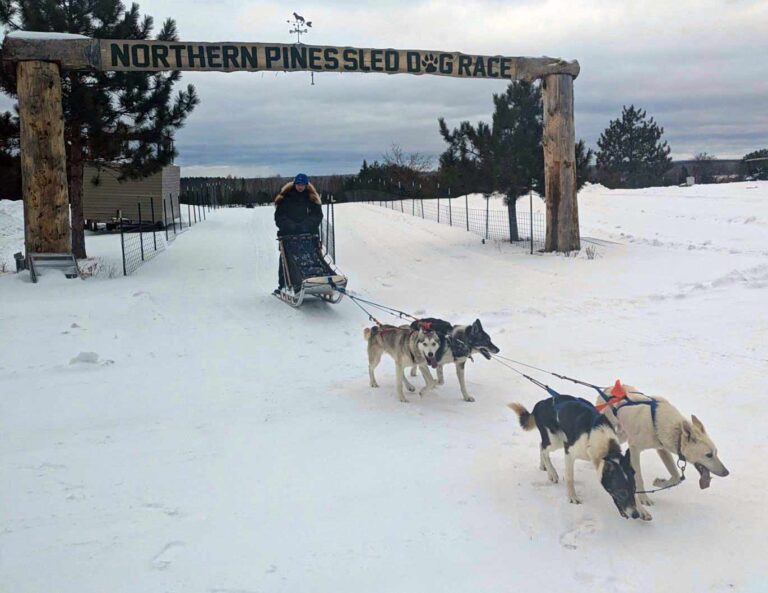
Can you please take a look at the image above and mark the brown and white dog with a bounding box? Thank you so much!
[364,325,440,403]
[595,381,729,508]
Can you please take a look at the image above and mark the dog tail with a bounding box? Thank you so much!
[363,326,378,341]
[508,402,536,431]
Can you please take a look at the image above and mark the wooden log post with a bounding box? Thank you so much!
[542,74,579,252]
[17,60,71,255]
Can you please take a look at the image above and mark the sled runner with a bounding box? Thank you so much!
[274,234,347,307]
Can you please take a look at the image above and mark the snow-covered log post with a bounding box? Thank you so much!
[542,74,579,252]
[17,59,71,255]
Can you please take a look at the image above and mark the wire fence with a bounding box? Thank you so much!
[320,200,336,263]
[119,194,218,276]
[365,196,546,252]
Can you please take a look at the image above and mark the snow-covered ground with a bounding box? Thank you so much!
[0,199,24,271]
[1,183,767,593]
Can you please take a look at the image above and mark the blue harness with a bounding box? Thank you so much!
[546,386,607,430]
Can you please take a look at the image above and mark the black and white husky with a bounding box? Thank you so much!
[408,318,500,402]
[364,325,441,403]
[510,395,648,520]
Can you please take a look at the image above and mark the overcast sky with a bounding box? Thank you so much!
[3,0,767,177]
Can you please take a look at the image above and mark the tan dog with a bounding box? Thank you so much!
[364,326,440,403]
[596,381,729,508]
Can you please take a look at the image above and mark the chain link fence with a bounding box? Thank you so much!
[369,196,546,252]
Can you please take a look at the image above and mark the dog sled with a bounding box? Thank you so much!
[274,234,347,307]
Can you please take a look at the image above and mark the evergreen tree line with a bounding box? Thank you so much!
[181,175,348,206]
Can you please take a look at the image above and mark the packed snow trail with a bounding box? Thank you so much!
[1,186,767,593]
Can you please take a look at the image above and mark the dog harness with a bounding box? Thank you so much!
[546,387,607,430]
[594,381,659,430]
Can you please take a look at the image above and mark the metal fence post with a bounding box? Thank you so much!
[202,196,206,220]
[331,197,336,261]
[188,202,192,226]
[138,201,145,261]
[163,199,169,242]
[530,187,534,254]
[437,195,440,223]
[507,201,514,243]
[465,192,469,231]
[325,198,330,247]
[420,198,424,218]
[150,197,157,251]
[448,187,452,226]
[485,198,489,241]
[119,209,126,276]
[400,199,404,213]
[171,194,177,234]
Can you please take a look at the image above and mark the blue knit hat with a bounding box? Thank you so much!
[294,173,309,185]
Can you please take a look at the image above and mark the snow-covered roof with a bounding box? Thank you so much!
[6,31,90,40]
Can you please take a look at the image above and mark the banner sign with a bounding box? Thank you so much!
[99,40,579,80]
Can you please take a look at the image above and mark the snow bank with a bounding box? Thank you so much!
[5,30,90,40]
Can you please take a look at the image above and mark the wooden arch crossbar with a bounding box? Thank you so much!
[3,32,581,255]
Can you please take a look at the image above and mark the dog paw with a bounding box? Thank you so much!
[399,396,409,403]
[568,494,582,505]
[463,395,475,402]
[638,507,653,521]
[370,382,379,388]
[539,463,547,471]
[548,472,559,483]
[406,384,416,393]
[637,494,653,506]
[653,477,679,488]
[438,379,445,385]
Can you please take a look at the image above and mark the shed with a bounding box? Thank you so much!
[82,164,180,226]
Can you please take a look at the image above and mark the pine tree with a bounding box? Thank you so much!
[438,81,591,239]
[595,105,672,189]
[0,110,21,199]
[0,1,199,257]
[575,139,594,189]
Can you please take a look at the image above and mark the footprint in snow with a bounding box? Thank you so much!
[151,541,185,570]
[559,518,597,550]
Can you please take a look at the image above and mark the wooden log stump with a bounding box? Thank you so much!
[542,74,580,252]
[17,60,71,255]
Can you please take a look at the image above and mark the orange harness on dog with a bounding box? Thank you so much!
[595,379,628,412]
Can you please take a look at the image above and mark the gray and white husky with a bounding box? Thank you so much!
[364,325,441,403]
[409,318,500,402]
[595,382,729,508]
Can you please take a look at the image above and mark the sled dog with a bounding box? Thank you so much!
[408,318,500,402]
[364,325,441,403]
[509,395,647,520]
[595,381,729,507]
